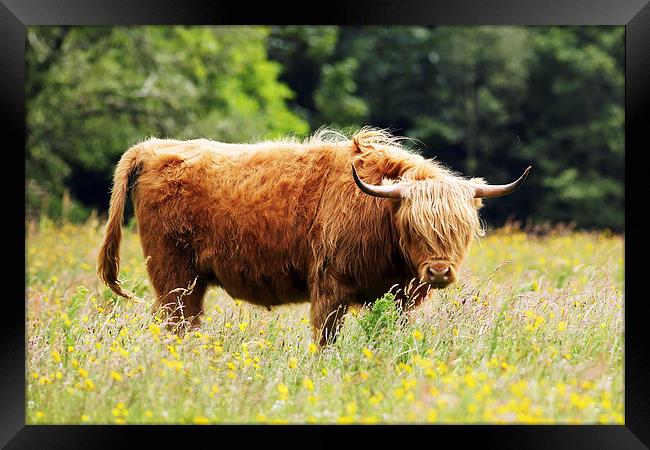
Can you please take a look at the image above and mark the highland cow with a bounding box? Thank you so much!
[97,128,531,346]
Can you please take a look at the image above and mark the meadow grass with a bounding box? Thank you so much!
[25,218,624,424]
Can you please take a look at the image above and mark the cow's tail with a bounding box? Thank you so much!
[97,143,147,300]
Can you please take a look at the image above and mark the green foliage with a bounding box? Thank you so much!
[357,293,402,341]
[267,26,339,121]
[523,27,624,229]
[314,58,368,128]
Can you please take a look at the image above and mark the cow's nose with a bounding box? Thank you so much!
[428,265,450,278]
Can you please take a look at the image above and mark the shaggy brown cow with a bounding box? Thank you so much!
[97,128,530,346]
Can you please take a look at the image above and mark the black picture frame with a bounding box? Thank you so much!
[5,0,648,448]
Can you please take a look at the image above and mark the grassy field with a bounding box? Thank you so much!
[25,218,624,424]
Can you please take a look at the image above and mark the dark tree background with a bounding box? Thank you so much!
[26,26,624,230]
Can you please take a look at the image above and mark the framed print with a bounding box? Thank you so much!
[5,0,649,448]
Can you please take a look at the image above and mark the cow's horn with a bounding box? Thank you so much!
[351,164,405,199]
[473,166,533,199]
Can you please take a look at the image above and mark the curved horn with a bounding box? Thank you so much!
[473,166,533,199]
[351,164,405,199]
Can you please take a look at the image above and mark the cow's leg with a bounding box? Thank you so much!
[154,276,208,331]
[310,278,354,347]
[143,241,208,331]
[311,296,350,347]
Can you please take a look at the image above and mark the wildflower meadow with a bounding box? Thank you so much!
[26,218,623,424]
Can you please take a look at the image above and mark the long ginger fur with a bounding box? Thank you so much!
[97,127,486,344]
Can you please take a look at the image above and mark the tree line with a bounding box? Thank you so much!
[26,26,623,230]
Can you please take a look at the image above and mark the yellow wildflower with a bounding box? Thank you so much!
[303,378,315,392]
[510,380,528,398]
[337,415,355,424]
[369,393,384,405]
[394,387,405,399]
[277,383,289,400]
[397,362,413,374]
[580,380,593,390]
[193,416,210,425]
[148,323,161,337]
[463,372,477,388]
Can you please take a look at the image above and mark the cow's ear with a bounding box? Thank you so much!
[469,177,486,209]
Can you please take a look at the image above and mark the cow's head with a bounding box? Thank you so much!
[352,164,531,288]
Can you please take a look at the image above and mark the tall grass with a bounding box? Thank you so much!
[26,218,623,424]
